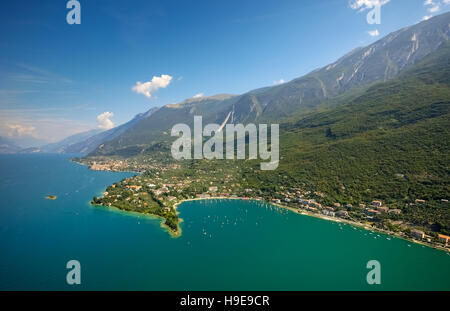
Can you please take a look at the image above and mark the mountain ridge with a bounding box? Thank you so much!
[87,12,450,157]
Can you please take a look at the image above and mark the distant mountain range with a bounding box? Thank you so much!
[84,12,450,157]
[272,38,450,205]
[19,129,104,154]
[81,35,450,233]
[57,107,159,154]
[0,136,22,154]
[22,12,446,233]
[17,107,159,155]
[14,12,450,159]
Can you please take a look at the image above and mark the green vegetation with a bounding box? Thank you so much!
[80,37,450,247]
[91,175,183,235]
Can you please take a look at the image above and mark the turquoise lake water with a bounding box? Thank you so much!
[0,154,449,290]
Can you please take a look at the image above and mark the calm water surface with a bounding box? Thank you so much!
[0,154,449,290]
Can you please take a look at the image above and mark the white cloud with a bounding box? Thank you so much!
[273,79,285,85]
[15,63,72,84]
[97,112,114,130]
[6,124,36,137]
[422,0,450,20]
[349,0,390,11]
[132,74,172,98]
[193,93,204,98]
[367,29,380,36]
[429,3,441,12]
[0,110,94,143]
[423,0,450,14]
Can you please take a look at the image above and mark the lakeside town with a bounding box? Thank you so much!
[79,156,450,251]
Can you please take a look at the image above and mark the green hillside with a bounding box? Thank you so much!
[87,13,450,157]
[81,16,450,237]
[242,41,450,231]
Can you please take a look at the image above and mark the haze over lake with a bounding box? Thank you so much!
[0,154,449,290]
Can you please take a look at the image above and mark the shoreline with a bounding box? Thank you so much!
[173,196,450,253]
[90,202,182,238]
[75,158,448,252]
[81,164,182,238]
[70,158,143,175]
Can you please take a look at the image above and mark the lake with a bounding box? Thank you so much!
[0,154,449,290]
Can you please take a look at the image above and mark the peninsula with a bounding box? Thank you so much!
[83,157,450,251]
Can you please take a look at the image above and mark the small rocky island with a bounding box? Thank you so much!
[45,195,57,200]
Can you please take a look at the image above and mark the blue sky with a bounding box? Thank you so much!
[0,0,449,143]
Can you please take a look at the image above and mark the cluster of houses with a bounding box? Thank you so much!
[438,234,450,246]
[265,186,406,221]
[272,196,401,221]
[410,229,450,246]
[125,185,142,191]
[88,158,155,172]
[322,206,336,217]
[100,171,450,248]
[271,196,449,248]
[365,200,401,218]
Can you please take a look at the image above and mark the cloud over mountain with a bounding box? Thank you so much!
[273,79,285,85]
[132,74,172,98]
[349,0,390,11]
[368,29,380,36]
[97,112,114,130]
[6,124,36,137]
